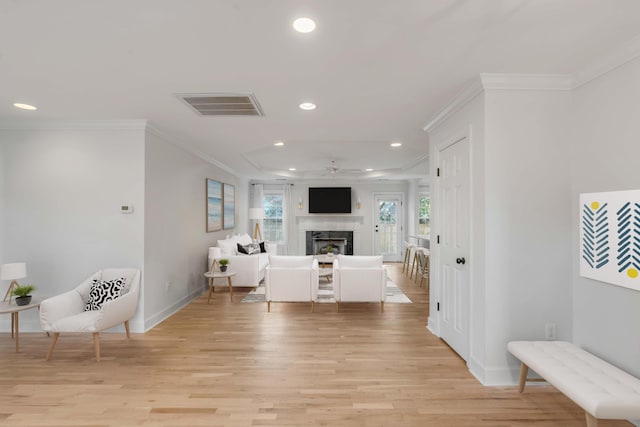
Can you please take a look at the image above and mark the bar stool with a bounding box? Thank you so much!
[417,248,430,289]
[411,247,429,284]
[402,241,416,275]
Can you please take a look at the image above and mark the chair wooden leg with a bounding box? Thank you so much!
[124,320,130,339]
[518,363,529,393]
[410,254,417,279]
[311,301,315,313]
[585,413,598,427]
[336,301,340,312]
[46,333,60,361]
[381,301,384,313]
[267,301,271,312]
[93,332,100,362]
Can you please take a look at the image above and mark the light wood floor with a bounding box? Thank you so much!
[0,264,631,426]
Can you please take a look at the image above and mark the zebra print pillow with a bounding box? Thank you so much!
[84,277,126,311]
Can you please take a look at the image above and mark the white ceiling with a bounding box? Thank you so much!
[2,0,640,183]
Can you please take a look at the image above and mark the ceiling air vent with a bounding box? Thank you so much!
[177,93,264,117]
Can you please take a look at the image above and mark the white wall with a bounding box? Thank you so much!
[143,128,240,330]
[0,124,146,332]
[483,88,573,384]
[571,56,640,378]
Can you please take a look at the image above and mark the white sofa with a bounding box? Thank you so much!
[208,233,277,288]
[265,255,319,312]
[333,255,386,312]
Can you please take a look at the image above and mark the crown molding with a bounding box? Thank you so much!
[423,77,484,133]
[423,73,573,133]
[0,119,147,130]
[145,124,237,176]
[479,73,573,91]
[573,34,640,89]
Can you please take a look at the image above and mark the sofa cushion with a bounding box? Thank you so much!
[84,277,125,311]
[218,237,238,256]
[337,255,383,268]
[269,255,314,268]
[237,233,253,246]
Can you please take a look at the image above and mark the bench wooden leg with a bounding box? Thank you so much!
[585,413,598,427]
[518,362,529,393]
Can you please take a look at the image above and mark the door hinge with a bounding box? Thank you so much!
[437,302,440,311]
[437,235,440,244]
[437,167,440,177]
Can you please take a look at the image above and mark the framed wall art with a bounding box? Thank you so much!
[579,189,640,292]
[206,179,222,232]
[223,183,235,229]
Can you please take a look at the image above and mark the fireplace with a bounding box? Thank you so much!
[306,231,354,255]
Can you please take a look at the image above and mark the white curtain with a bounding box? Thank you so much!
[250,183,264,238]
[282,184,295,255]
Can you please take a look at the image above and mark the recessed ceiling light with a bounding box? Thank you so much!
[299,102,316,110]
[365,168,374,172]
[293,17,316,33]
[390,142,402,147]
[288,167,297,171]
[274,141,285,146]
[13,103,37,111]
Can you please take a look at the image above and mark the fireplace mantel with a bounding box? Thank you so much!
[295,215,364,224]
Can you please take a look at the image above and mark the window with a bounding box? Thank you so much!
[263,193,284,243]
[418,194,430,235]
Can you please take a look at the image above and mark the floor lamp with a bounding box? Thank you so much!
[249,208,265,241]
[1,262,27,305]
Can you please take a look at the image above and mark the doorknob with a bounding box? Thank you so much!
[456,257,466,265]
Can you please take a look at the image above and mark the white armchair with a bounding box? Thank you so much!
[265,255,319,312]
[332,255,386,312]
[39,268,141,361]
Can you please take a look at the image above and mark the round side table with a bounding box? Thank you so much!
[204,270,236,303]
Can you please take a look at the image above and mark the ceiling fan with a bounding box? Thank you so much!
[321,160,361,176]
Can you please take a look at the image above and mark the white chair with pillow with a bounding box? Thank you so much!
[39,268,141,362]
[264,255,319,312]
[332,255,386,312]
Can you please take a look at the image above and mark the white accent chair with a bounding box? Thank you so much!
[332,255,386,312]
[39,268,141,362]
[264,255,319,312]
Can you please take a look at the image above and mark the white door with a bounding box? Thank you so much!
[438,137,470,361]
[373,193,403,261]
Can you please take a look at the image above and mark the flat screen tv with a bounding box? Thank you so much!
[309,187,352,214]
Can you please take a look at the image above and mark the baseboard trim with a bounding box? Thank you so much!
[144,286,205,332]
[469,359,522,386]
[426,315,438,335]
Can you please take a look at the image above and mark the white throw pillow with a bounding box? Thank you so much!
[218,238,238,256]
[237,233,253,246]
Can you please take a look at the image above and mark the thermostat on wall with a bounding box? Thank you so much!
[121,205,134,214]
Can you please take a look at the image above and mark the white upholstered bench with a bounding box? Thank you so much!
[508,341,640,427]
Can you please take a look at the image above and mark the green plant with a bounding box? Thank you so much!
[218,259,229,267]
[12,284,35,297]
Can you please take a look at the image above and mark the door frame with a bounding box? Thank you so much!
[372,192,404,261]
[430,126,473,362]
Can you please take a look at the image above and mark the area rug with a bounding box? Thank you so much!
[241,279,412,304]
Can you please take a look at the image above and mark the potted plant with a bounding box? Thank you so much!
[218,258,229,272]
[325,245,333,255]
[12,284,35,306]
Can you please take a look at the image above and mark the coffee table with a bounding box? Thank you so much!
[204,270,236,303]
[0,300,40,352]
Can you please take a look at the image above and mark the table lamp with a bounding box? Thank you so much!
[248,207,265,241]
[1,262,27,304]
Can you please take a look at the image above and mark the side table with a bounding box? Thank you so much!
[0,301,40,352]
[204,270,237,303]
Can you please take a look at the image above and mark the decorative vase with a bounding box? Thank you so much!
[15,296,32,306]
[220,265,228,272]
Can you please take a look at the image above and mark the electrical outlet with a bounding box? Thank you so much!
[545,323,556,340]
